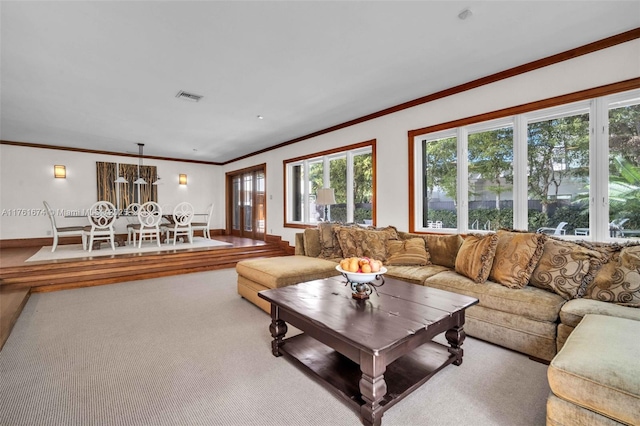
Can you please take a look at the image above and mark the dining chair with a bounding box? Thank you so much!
[191,203,213,239]
[135,201,163,248]
[164,202,194,245]
[125,203,142,245]
[43,200,87,252]
[84,201,117,253]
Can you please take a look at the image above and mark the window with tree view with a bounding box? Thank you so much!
[286,142,374,226]
[413,88,640,241]
[608,96,640,238]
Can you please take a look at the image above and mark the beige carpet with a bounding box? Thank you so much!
[0,269,550,425]
[26,237,233,262]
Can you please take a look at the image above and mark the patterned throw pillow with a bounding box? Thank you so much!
[583,245,640,307]
[337,227,393,261]
[529,238,606,300]
[420,234,463,269]
[455,233,499,283]
[317,222,343,259]
[385,238,431,266]
[489,230,546,289]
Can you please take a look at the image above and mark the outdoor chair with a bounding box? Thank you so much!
[536,222,568,236]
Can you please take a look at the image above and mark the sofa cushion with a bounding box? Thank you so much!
[489,230,545,289]
[548,314,640,425]
[425,270,565,323]
[336,227,394,261]
[559,298,640,328]
[236,256,339,289]
[303,228,322,258]
[385,264,448,285]
[385,238,430,266]
[530,238,606,300]
[317,223,343,259]
[455,233,498,283]
[583,245,640,307]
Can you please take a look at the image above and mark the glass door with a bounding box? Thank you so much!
[227,165,266,240]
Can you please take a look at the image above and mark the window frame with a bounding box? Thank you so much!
[284,140,376,228]
[409,81,640,241]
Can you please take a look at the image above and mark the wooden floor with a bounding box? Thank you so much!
[0,235,293,350]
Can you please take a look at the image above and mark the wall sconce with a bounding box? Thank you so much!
[179,174,187,185]
[54,165,66,179]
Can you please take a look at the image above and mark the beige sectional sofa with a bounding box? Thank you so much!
[236,223,640,424]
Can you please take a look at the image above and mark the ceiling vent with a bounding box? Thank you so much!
[175,90,203,102]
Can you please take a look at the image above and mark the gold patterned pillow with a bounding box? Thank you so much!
[489,230,546,289]
[386,238,431,266]
[337,227,393,261]
[420,234,463,269]
[303,228,322,258]
[583,245,640,307]
[317,223,343,259]
[529,239,606,300]
[455,233,499,283]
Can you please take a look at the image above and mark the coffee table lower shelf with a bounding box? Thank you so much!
[280,333,455,413]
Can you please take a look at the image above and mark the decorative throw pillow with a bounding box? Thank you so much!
[317,222,343,259]
[455,233,499,283]
[367,225,400,241]
[385,238,430,266]
[303,228,322,258]
[420,234,463,269]
[337,227,392,261]
[583,245,640,307]
[530,238,606,300]
[489,230,546,289]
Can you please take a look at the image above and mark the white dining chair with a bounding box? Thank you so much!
[84,201,117,252]
[191,203,213,239]
[134,202,163,248]
[43,200,87,252]
[125,203,142,245]
[165,202,194,245]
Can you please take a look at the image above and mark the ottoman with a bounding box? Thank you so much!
[236,255,340,313]
[547,314,640,425]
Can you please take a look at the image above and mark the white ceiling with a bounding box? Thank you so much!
[2,1,639,163]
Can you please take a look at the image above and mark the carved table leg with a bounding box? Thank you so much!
[269,305,287,357]
[445,324,466,366]
[359,354,387,426]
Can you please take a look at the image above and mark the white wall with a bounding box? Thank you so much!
[223,39,640,245]
[0,145,224,239]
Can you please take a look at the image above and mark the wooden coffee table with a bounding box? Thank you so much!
[258,276,478,426]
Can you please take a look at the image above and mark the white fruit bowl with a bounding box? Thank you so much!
[336,265,387,283]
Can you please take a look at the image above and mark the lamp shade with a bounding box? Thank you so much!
[179,174,187,185]
[316,188,336,206]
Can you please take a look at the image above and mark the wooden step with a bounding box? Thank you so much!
[0,286,30,351]
[2,244,290,292]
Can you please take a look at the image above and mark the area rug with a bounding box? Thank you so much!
[25,236,233,262]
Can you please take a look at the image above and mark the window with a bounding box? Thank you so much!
[608,94,640,239]
[285,141,375,226]
[411,88,640,241]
